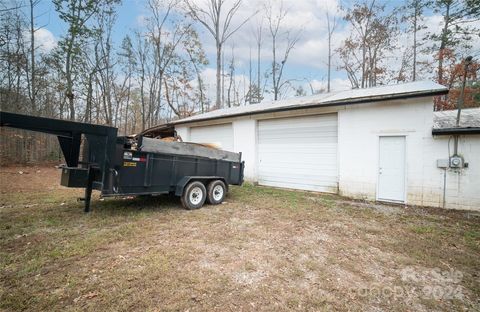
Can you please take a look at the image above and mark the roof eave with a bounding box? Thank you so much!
[170,88,448,126]
[432,127,480,135]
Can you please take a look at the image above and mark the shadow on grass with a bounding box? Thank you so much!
[87,194,185,216]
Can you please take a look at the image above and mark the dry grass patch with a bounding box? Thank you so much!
[1,166,479,311]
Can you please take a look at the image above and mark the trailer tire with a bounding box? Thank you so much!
[181,181,207,210]
[207,180,226,205]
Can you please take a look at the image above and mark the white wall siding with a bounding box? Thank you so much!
[257,114,338,193]
[412,135,480,210]
[337,99,431,202]
[190,123,234,151]
[338,98,480,211]
[176,127,189,142]
[233,119,257,181]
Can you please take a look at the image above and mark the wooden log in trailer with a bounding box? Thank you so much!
[0,111,244,212]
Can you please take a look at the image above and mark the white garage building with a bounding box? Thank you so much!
[147,81,480,211]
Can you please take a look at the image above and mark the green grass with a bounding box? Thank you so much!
[410,224,436,234]
[464,230,480,248]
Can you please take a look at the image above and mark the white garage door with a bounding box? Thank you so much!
[190,123,234,151]
[258,114,338,193]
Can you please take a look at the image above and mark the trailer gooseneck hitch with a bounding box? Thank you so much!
[1,111,244,212]
[1,111,118,212]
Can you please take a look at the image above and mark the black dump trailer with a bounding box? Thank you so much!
[0,112,244,212]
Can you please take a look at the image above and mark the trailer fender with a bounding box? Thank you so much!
[175,176,228,196]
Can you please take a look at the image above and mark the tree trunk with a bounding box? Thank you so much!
[257,39,261,103]
[66,39,75,120]
[29,0,36,113]
[361,41,366,88]
[327,30,332,93]
[164,80,181,117]
[124,75,131,134]
[272,36,278,100]
[248,48,252,104]
[140,74,146,131]
[216,41,222,108]
[194,63,205,112]
[227,68,233,107]
[154,72,163,124]
[85,72,93,122]
[438,2,451,86]
[327,12,333,93]
[412,5,417,81]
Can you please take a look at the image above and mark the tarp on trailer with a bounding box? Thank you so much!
[139,137,241,162]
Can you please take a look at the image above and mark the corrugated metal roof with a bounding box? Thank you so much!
[433,108,480,129]
[164,80,447,126]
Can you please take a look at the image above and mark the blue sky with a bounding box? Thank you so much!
[34,0,142,40]
[21,0,479,100]
[29,0,354,98]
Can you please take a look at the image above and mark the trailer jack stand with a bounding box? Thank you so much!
[84,167,95,213]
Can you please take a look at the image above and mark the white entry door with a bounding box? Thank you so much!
[377,136,406,202]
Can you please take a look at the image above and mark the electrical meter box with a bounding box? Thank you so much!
[449,155,464,168]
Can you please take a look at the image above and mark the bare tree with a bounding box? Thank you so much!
[147,0,188,126]
[94,2,118,125]
[252,17,263,103]
[226,45,235,107]
[53,0,107,120]
[185,0,254,108]
[265,0,301,100]
[428,0,480,87]
[83,44,100,123]
[163,48,203,118]
[337,0,398,88]
[182,27,208,113]
[118,35,136,133]
[0,4,28,110]
[402,0,429,81]
[395,47,414,82]
[27,0,41,112]
[326,11,337,92]
[132,31,149,130]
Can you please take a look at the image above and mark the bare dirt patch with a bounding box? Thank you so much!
[1,165,479,311]
[0,165,64,193]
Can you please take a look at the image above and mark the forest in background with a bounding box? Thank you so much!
[0,0,479,163]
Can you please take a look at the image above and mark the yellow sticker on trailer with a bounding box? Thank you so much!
[123,161,137,167]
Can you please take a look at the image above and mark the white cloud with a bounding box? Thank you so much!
[419,14,480,55]
[182,0,348,101]
[34,28,57,53]
[308,78,351,93]
[142,0,480,104]
[136,14,148,27]
[199,67,251,105]
[200,67,219,100]
[189,0,343,65]
[388,14,480,81]
[22,27,57,54]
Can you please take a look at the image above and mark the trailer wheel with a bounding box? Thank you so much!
[181,181,207,210]
[207,180,226,205]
